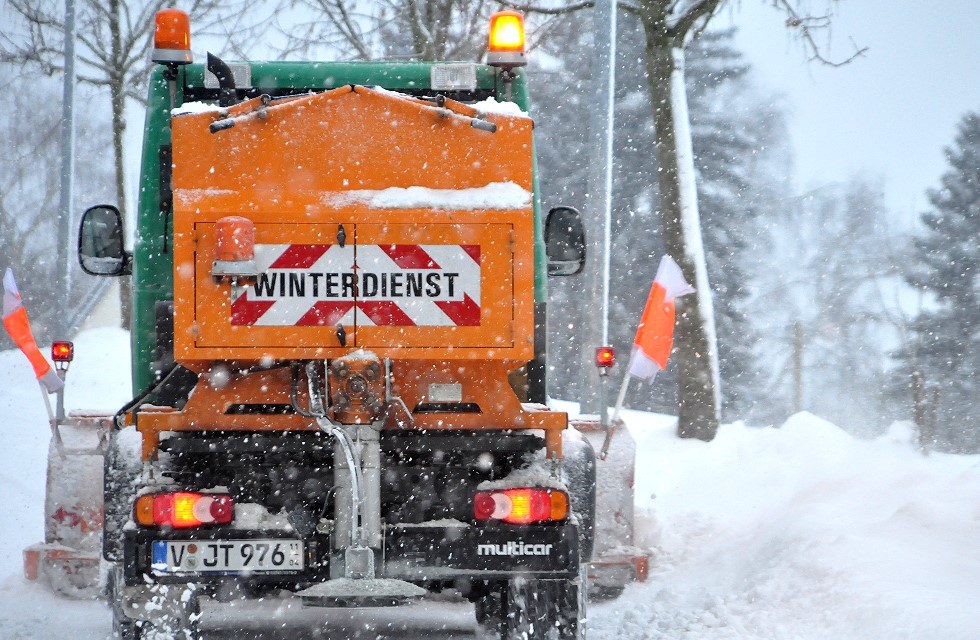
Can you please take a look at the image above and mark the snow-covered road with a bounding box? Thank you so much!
[2,329,978,639]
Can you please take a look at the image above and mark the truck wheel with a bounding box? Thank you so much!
[108,567,139,640]
[502,577,540,639]
[112,613,139,640]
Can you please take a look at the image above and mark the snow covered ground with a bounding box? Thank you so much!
[1,328,978,639]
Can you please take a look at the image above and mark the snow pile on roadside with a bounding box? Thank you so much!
[586,408,980,640]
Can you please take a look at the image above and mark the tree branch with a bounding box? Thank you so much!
[668,0,723,40]
[496,1,596,15]
[774,0,868,67]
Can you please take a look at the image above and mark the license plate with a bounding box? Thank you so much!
[152,539,304,574]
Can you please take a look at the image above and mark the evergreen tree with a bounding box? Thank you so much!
[901,112,980,452]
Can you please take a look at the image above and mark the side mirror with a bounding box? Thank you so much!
[545,206,586,276]
[78,205,131,276]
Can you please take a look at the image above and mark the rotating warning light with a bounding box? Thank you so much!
[487,11,526,69]
[152,8,192,65]
[595,346,616,369]
[212,216,258,278]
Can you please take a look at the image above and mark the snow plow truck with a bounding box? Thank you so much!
[42,8,646,639]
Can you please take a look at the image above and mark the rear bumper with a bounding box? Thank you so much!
[122,522,579,587]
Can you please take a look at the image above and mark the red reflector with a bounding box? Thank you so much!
[51,341,74,362]
[474,493,496,520]
[595,346,615,368]
[210,495,234,524]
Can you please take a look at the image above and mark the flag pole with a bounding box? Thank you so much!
[599,372,631,460]
[39,382,66,460]
[610,372,631,425]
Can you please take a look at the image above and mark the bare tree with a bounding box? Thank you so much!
[0,76,113,347]
[280,0,573,61]
[281,0,483,60]
[747,180,902,434]
[1,0,283,328]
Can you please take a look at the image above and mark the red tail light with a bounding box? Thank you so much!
[595,346,615,368]
[473,488,568,524]
[135,492,234,529]
[51,341,74,362]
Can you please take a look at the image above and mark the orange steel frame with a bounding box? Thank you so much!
[136,85,566,461]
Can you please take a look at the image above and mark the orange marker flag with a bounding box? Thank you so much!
[2,268,64,393]
[627,255,695,382]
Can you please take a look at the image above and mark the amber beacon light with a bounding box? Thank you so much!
[212,216,258,279]
[152,8,192,65]
[488,11,526,68]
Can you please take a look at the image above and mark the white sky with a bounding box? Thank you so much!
[720,0,980,224]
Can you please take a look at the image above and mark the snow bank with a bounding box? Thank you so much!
[588,408,980,640]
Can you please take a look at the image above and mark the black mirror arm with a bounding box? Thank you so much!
[120,251,134,276]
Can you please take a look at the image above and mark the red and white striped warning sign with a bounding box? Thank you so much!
[231,244,481,327]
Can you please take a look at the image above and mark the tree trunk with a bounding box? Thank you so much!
[641,16,720,441]
[792,321,804,412]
